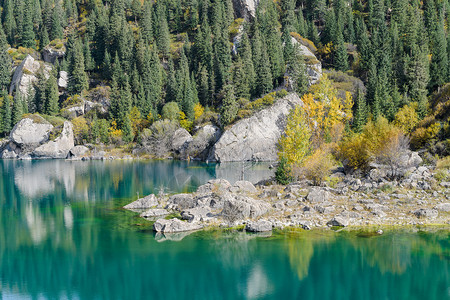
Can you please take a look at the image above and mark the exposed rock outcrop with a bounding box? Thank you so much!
[245,219,272,232]
[42,46,65,64]
[232,0,259,20]
[32,121,74,158]
[123,194,159,210]
[185,125,221,160]
[10,116,53,149]
[209,93,302,162]
[68,145,89,158]
[9,55,51,98]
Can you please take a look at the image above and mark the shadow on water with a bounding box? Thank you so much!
[0,160,448,300]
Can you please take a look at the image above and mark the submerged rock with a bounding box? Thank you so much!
[124,194,158,210]
[153,218,203,233]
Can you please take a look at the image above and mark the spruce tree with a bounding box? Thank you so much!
[21,0,35,48]
[430,16,447,89]
[12,95,23,126]
[3,0,16,45]
[288,45,308,95]
[141,0,153,43]
[232,56,250,100]
[68,39,89,94]
[2,92,12,134]
[353,88,367,132]
[220,84,237,126]
[50,3,64,41]
[334,31,348,71]
[45,73,59,115]
[0,27,11,91]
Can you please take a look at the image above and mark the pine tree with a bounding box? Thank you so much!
[1,92,12,134]
[141,0,153,43]
[50,2,64,41]
[197,64,210,106]
[156,7,170,57]
[12,95,23,126]
[430,16,447,89]
[3,0,17,45]
[0,27,11,91]
[220,84,237,126]
[252,24,272,96]
[21,0,35,48]
[84,38,95,72]
[334,31,348,71]
[68,39,89,94]
[232,56,250,100]
[353,88,367,132]
[288,44,308,95]
[45,73,59,115]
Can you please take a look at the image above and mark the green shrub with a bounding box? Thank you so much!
[275,157,293,185]
[162,102,180,121]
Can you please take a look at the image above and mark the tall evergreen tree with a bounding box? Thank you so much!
[3,0,16,45]
[45,73,59,115]
[0,27,11,91]
[21,0,35,48]
[68,39,89,94]
[220,84,237,126]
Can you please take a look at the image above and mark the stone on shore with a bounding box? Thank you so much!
[245,220,273,232]
[412,209,439,219]
[124,194,158,210]
[327,216,349,227]
[32,121,74,159]
[181,206,212,222]
[153,218,203,233]
[140,209,169,218]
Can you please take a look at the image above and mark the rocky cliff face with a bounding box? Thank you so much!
[9,55,50,98]
[208,93,302,162]
[232,0,260,20]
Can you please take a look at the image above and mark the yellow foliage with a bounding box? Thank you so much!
[179,111,193,131]
[129,106,143,134]
[410,122,441,149]
[300,147,335,185]
[394,103,419,134]
[363,117,404,158]
[338,133,370,171]
[109,120,123,138]
[278,106,312,167]
[72,116,89,144]
[194,103,205,120]
[301,76,353,147]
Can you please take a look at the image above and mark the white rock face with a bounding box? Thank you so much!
[289,37,323,85]
[10,116,53,147]
[42,47,65,64]
[58,71,68,89]
[9,55,50,98]
[32,121,75,159]
[209,93,302,162]
[232,0,260,20]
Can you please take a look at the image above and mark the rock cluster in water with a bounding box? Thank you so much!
[124,168,450,238]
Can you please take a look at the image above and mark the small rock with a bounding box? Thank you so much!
[166,193,196,210]
[231,180,257,193]
[376,229,383,235]
[245,220,273,232]
[124,194,158,210]
[434,203,450,212]
[196,179,231,194]
[140,209,169,218]
[181,206,212,222]
[327,216,349,227]
[412,209,439,219]
[153,218,203,233]
[306,187,330,203]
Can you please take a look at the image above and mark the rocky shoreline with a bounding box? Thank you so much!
[124,173,450,237]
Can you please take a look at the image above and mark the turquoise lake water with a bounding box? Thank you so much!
[0,160,448,300]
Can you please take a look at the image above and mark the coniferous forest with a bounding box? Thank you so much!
[0,0,449,164]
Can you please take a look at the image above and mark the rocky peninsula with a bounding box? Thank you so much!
[124,168,450,236]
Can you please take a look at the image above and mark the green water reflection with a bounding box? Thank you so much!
[0,160,448,300]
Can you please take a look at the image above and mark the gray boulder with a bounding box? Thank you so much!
[412,208,439,219]
[58,71,68,90]
[153,218,203,233]
[181,206,212,222]
[209,93,302,162]
[327,216,349,227]
[434,203,450,212]
[32,121,74,158]
[186,125,221,160]
[307,188,331,203]
[124,194,158,210]
[140,209,170,218]
[230,180,257,194]
[287,36,322,85]
[245,220,273,232]
[166,193,196,210]
[10,116,53,154]
[196,179,232,194]
[68,145,89,158]
[172,128,193,154]
[1,142,19,159]
[42,46,65,64]
[221,195,270,221]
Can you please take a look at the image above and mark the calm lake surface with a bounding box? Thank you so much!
[0,160,448,300]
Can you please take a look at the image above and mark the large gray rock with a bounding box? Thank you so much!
[230,181,258,194]
[196,179,232,194]
[221,195,270,221]
[58,71,68,90]
[166,193,196,210]
[245,220,272,232]
[307,188,331,203]
[327,216,349,227]
[209,93,302,162]
[9,55,50,98]
[181,206,212,222]
[153,218,203,233]
[10,116,53,150]
[172,128,193,154]
[68,145,89,158]
[124,194,158,210]
[32,121,74,158]
[42,46,65,64]
[186,125,221,160]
